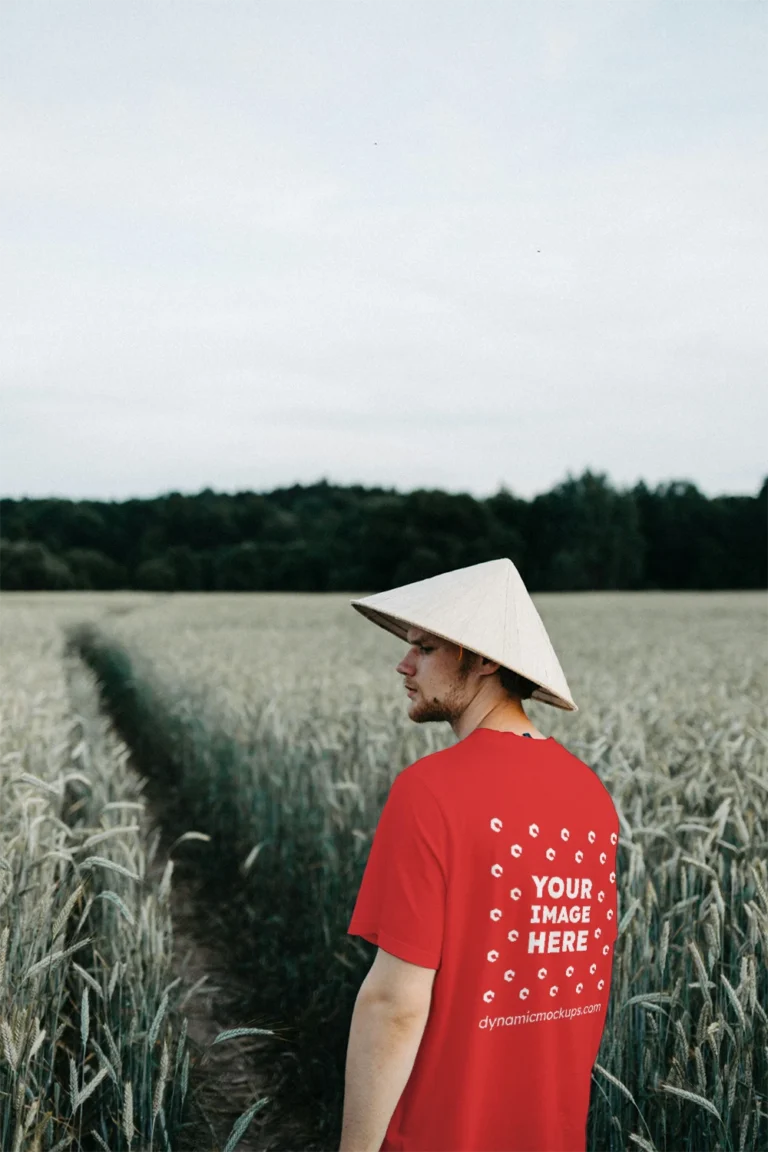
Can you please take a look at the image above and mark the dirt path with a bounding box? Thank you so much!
[66,630,323,1152]
[164,854,278,1152]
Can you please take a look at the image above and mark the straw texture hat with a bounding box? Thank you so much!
[350,557,577,712]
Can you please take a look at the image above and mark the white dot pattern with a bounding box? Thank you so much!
[480,813,618,1006]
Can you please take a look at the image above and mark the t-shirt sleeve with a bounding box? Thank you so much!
[347,770,447,970]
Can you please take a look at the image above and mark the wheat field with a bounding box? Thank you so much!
[2,590,766,1151]
[0,596,196,1151]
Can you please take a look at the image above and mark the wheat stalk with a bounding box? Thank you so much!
[80,986,89,1052]
[122,1080,134,1149]
[659,1082,722,1120]
[73,1064,109,1111]
[152,1038,169,1121]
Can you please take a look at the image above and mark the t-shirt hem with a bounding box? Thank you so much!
[347,923,441,969]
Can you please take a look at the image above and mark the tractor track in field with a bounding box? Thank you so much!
[128,759,317,1152]
[149,841,275,1152]
[118,751,324,1152]
[68,630,318,1152]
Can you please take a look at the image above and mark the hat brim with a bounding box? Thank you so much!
[351,601,578,713]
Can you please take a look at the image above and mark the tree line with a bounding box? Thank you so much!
[1,470,765,592]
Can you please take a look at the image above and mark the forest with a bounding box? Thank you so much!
[1,469,766,592]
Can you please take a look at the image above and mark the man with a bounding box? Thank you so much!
[340,558,619,1152]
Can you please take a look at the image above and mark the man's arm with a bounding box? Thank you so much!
[338,991,430,1152]
[341,907,439,1149]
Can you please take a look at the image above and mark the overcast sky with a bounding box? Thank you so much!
[2,1,766,503]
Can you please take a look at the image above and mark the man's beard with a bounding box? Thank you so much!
[409,682,467,724]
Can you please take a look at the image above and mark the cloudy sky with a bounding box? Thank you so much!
[2,1,766,502]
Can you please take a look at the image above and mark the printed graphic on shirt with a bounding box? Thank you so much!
[479,818,618,1029]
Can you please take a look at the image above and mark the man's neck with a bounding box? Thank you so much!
[452,694,540,741]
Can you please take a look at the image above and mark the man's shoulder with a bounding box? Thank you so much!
[402,736,615,803]
[396,736,477,793]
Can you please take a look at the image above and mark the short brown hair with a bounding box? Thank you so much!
[458,647,538,700]
[497,664,538,701]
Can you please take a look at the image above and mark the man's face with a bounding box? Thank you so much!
[395,627,473,724]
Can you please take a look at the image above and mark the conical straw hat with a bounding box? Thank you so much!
[350,557,577,712]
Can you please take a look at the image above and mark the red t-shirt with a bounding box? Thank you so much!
[347,727,620,1152]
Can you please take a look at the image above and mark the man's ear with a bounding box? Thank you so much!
[478,657,501,677]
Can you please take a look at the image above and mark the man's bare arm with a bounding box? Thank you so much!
[338,993,430,1152]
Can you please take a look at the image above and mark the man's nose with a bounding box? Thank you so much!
[396,654,415,676]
